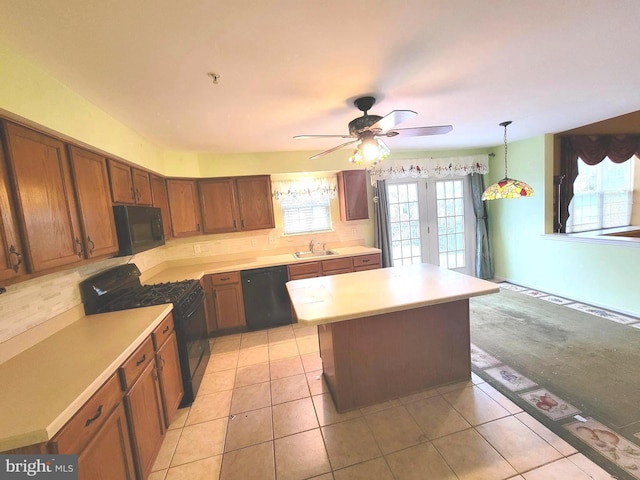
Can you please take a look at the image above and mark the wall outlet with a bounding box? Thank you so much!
[251,238,257,247]
[268,235,277,245]
[193,244,202,254]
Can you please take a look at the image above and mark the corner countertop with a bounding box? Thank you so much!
[286,263,500,325]
[143,246,381,284]
[0,304,172,452]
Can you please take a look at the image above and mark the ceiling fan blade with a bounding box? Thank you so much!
[294,134,352,139]
[369,110,417,132]
[309,139,358,160]
[383,125,453,137]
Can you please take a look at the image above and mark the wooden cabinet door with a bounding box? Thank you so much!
[338,170,369,221]
[156,332,183,427]
[4,122,83,272]
[150,175,172,239]
[108,159,135,204]
[236,175,275,230]
[0,131,26,281]
[132,168,152,205]
[199,178,238,233]
[124,360,165,480]
[68,146,118,260]
[214,284,246,330]
[166,179,202,237]
[78,403,136,480]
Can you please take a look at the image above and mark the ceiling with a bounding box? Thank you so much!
[1,0,640,157]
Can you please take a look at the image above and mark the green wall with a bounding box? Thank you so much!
[486,135,640,315]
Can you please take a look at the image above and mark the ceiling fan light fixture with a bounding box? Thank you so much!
[482,121,534,201]
[349,135,390,165]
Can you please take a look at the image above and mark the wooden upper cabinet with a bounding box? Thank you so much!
[68,146,118,259]
[3,122,84,273]
[150,175,172,239]
[337,170,369,221]
[166,179,202,237]
[108,159,152,205]
[199,175,274,234]
[0,130,26,282]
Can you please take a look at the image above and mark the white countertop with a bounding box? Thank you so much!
[0,304,172,452]
[286,263,500,325]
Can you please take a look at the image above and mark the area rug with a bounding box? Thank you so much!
[469,285,640,480]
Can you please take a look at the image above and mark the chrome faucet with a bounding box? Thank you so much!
[309,238,320,253]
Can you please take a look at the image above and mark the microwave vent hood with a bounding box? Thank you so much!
[113,205,165,256]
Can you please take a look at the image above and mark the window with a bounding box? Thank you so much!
[435,179,466,269]
[567,157,634,233]
[388,182,422,265]
[281,198,331,235]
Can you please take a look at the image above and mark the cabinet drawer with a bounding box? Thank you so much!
[52,373,122,454]
[288,262,321,279]
[119,337,154,390]
[323,268,353,276]
[210,271,240,286]
[321,257,353,273]
[152,313,174,350]
[353,253,381,268]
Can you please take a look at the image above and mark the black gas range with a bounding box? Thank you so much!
[79,264,210,407]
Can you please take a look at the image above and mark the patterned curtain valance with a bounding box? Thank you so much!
[367,155,489,185]
[271,175,338,202]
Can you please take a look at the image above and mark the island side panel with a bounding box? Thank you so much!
[318,299,471,412]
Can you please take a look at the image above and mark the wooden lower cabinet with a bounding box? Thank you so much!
[155,331,183,427]
[204,272,246,334]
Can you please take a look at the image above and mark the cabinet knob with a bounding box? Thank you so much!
[8,245,22,272]
[75,238,84,258]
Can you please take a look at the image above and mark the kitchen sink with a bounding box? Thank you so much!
[293,250,338,259]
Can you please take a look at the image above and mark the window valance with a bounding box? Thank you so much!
[271,175,338,202]
[368,155,489,185]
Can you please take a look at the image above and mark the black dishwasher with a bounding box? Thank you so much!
[241,265,293,331]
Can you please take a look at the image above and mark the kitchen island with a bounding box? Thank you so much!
[286,263,499,412]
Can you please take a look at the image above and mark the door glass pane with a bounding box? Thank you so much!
[388,181,422,265]
[435,179,466,270]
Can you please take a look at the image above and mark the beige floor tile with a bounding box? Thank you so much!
[386,442,457,480]
[294,325,318,338]
[168,407,189,430]
[186,390,233,425]
[567,453,615,480]
[476,416,563,472]
[235,362,270,388]
[268,340,300,360]
[522,458,595,480]
[225,406,273,452]
[398,387,440,405]
[321,417,382,470]
[437,379,475,393]
[147,470,166,480]
[359,399,402,416]
[230,381,271,414]
[442,385,511,426]
[270,356,305,379]
[274,429,331,480]
[514,412,577,456]
[151,428,181,471]
[476,382,523,414]
[198,369,236,395]
[171,418,228,466]
[273,397,319,438]
[271,373,310,405]
[404,395,471,439]
[241,331,269,349]
[206,351,239,373]
[165,455,222,480]
[306,371,329,396]
[211,335,241,353]
[364,406,425,454]
[312,393,362,427]
[238,345,270,367]
[301,352,323,372]
[333,457,394,480]
[308,474,334,480]
[433,428,517,480]
[268,325,296,343]
[219,441,275,480]
[296,336,320,354]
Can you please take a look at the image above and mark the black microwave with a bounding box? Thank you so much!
[113,205,165,256]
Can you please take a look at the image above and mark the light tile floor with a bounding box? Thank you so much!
[148,323,615,480]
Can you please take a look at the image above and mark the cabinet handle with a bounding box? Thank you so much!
[9,245,22,272]
[233,219,237,229]
[87,236,95,256]
[197,223,201,232]
[362,258,370,263]
[135,188,141,201]
[84,404,103,427]
[220,277,230,281]
[162,325,170,334]
[135,353,147,366]
[130,188,135,201]
[75,238,84,258]
[241,219,245,228]
[158,354,166,371]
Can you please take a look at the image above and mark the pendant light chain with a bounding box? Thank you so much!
[503,122,508,178]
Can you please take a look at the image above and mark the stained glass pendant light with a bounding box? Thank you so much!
[482,121,534,200]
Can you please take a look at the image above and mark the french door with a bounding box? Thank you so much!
[386,177,476,275]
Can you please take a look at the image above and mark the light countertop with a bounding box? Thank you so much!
[0,304,172,452]
[286,263,500,325]
[144,246,381,284]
